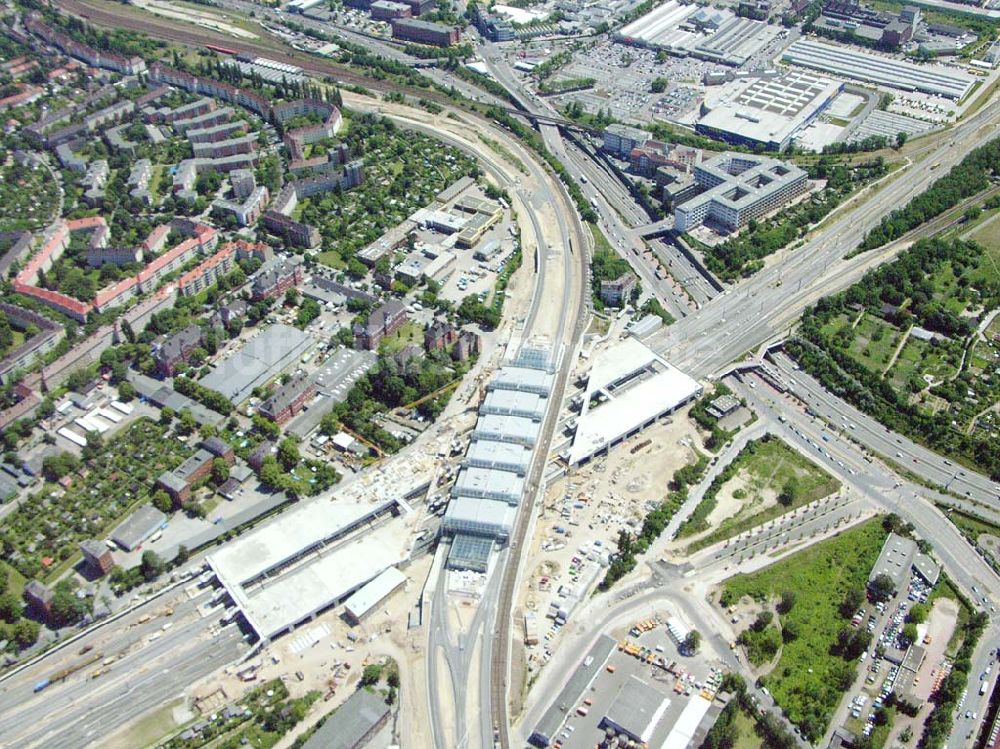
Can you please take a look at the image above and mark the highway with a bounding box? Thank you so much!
[641,98,1000,376]
[731,372,1000,749]
[766,352,1000,504]
[480,50,706,318]
[0,586,246,749]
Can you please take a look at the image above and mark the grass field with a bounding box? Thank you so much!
[887,337,962,392]
[378,320,423,353]
[732,705,766,749]
[847,315,902,373]
[0,559,27,597]
[720,518,889,741]
[684,437,841,552]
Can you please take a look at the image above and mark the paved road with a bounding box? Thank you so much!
[766,352,1000,506]
[0,587,247,749]
[643,105,1000,377]
[730,375,1000,749]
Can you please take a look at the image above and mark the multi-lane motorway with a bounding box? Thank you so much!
[732,371,1000,749]
[0,586,245,749]
[644,103,1000,376]
[766,352,1000,508]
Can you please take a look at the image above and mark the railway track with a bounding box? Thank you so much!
[488,142,591,747]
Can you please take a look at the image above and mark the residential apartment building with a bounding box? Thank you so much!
[354,299,408,350]
[250,258,304,301]
[257,373,316,424]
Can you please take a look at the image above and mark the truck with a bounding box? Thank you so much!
[980,681,988,696]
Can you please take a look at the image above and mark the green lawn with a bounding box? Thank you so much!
[315,250,346,270]
[720,518,889,741]
[378,320,423,353]
[847,315,902,373]
[969,218,1000,286]
[0,559,27,597]
[684,437,841,552]
[732,705,766,749]
[887,337,962,393]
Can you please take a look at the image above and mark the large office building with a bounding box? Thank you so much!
[674,153,809,233]
[782,39,974,99]
[390,18,460,46]
[696,71,842,152]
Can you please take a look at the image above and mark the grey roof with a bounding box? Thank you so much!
[156,324,202,365]
[603,675,669,741]
[300,687,390,749]
[259,372,313,418]
[200,324,311,404]
[111,504,167,551]
[24,580,53,604]
[913,553,940,586]
[531,635,617,745]
[202,436,232,458]
[79,539,107,558]
[869,532,916,590]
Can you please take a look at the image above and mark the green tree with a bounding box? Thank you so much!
[177,409,197,436]
[869,573,896,602]
[211,458,230,485]
[117,381,137,402]
[777,590,797,615]
[0,591,23,623]
[278,437,301,471]
[360,663,383,686]
[140,550,164,582]
[174,545,190,565]
[683,630,701,654]
[778,476,798,506]
[12,618,40,649]
[151,491,173,514]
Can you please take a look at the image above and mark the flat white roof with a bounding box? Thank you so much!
[488,366,554,395]
[465,439,532,471]
[783,40,974,99]
[473,413,540,444]
[343,566,406,620]
[659,695,712,749]
[481,389,546,419]
[443,496,517,530]
[208,497,395,587]
[453,466,525,502]
[570,341,702,465]
[587,336,658,393]
[233,522,406,640]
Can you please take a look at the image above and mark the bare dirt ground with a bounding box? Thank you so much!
[513,401,703,690]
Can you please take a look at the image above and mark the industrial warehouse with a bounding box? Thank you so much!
[696,70,843,152]
[782,39,975,99]
[615,0,783,66]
